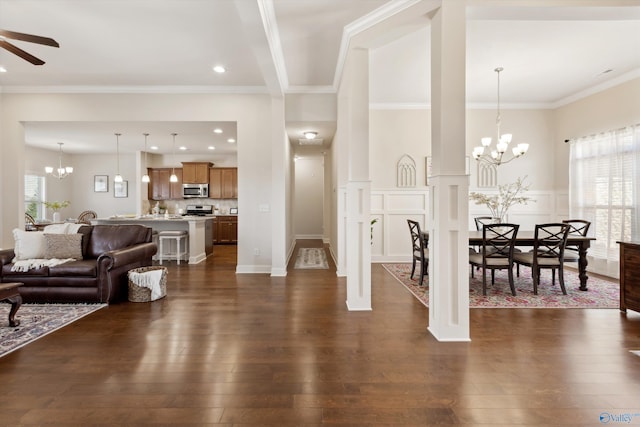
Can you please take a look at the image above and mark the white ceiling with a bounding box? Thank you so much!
[1,1,639,154]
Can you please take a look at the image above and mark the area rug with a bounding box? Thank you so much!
[382,263,619,309]
[294,248,329,269]
[0,303,106,357]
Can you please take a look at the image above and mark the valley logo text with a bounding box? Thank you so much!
[600,412,640,424]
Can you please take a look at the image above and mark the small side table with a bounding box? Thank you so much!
[0,282,24,327]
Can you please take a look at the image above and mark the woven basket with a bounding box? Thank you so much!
[127,266,167,302]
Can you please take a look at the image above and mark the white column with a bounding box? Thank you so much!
[428,0,470,341]
[271,96,288,276]
[344,48,372,311]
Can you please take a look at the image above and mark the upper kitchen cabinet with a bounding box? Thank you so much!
[182,162,213,184]
[148,168,183,200]
[209,167,238,199]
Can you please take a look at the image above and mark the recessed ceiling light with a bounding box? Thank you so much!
[0,66,7,73]
[227,138,236,144]
[179,146,187,151]
[208,146,216,150]
[213,128,223,134]
[150,145,159,150]
[213,65,226,73]
[303,131,317,139]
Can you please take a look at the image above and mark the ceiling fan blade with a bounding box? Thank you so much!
[0,29,59,48]
[0,40,45,65]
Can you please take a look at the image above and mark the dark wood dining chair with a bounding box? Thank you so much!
[473,216,520,277]
[469,223,519,296]
[561,219,591,263]
[77,210,97,225]
[407,219,429,286]
[25,213,37,231]
[514,223,571,295]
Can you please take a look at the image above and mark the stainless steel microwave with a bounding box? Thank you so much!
[182,183,208,198]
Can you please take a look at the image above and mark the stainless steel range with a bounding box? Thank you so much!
[184,205,214,216]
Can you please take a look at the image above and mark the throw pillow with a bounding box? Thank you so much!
[43,233,83,260]
[43,223,71,234]
[12,228,46,260]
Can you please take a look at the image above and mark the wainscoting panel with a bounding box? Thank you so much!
[386,193,428,212]
[373,188,565,263]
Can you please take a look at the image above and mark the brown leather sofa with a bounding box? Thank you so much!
[0,225,157,303]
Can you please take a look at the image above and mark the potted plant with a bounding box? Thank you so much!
[43,200,70,223]
[469,176,533,223]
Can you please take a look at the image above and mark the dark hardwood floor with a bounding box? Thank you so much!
[1,241,640,425]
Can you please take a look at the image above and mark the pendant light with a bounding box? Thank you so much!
[141,133,150,183]
[114,133,123,183]
[169,132,178,183]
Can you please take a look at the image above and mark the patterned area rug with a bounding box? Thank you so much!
[294,248,329,269]
[0,303,106,357]
[382,263,619,308]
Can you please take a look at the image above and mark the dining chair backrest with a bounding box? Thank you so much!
[533,223,571,262]
[25,213,37,231]
[407,219,424,254]
[77,210,97,225]
[482,223,519,260]
[562,219,591,237]
[474,216,494,231]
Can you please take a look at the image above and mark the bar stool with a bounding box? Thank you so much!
[158,230,188,264]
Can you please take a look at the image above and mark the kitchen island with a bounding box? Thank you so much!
[92,216,213,264]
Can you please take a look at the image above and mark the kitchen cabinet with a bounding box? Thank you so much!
[209,167,238,199]
[205,218,214,255]
[182,162,212,184]
[148,168,183,200]
[214,216,238,244]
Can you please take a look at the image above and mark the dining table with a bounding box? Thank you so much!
[422,230,596,291]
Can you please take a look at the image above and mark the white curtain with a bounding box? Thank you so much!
[569,124,640,262]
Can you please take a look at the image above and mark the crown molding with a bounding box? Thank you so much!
[257,0,289,91]
[370,102,553,110]
[551,68,640,109]
[333,0,425,89]
[0,85,270,94]
[285,85,336,94]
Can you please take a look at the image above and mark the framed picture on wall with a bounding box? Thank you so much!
[94,175,108,192]
[114,181,128,198]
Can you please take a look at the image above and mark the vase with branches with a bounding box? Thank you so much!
[469,176,534,223]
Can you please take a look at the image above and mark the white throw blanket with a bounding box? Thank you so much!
[11,258,75,272]
[128,269,165,301]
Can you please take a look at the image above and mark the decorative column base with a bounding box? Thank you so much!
[345,180,372,311]
[428,175,470,341]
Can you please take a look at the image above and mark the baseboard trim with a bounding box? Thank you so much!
[236,265,271,274]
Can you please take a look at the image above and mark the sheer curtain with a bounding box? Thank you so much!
[569,124,640,263]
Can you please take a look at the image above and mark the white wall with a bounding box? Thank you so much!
[293,155,324,239]
[553,77,640,190]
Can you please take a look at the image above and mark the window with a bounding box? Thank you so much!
[24,174,45,220]
[569,125,640,262]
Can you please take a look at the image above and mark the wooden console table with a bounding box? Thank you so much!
[618,241,640,314]
[0,282,23,327]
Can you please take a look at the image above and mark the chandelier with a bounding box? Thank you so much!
[45,142,73,179]
[472,67,529,166]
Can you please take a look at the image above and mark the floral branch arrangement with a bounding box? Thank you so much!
[469,176,534,222]
[43,200,70,211]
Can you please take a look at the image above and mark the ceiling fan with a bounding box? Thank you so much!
[0,29,59,65]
